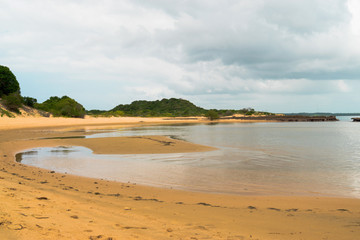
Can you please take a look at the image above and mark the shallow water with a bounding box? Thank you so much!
[17,119,360,198]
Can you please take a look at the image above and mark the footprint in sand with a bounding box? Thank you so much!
[89,235,103,240]
[7,224,24,230]
[337,208,350,212]
[32,214,49,219]
[36,197,49,200]
[267,207,281,211]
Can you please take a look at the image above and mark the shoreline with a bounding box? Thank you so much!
[0,115,308,130]
[1,117,360,239]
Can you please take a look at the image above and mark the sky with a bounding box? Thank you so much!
[1,0,360,113]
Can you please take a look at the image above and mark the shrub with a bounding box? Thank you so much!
[0,108,15,117]
[3,92,22,113]
[36,95,86,118]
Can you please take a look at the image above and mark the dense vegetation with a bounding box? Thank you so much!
[2,93,22,113]
[0,65,23,113]
[35,96,86,118]
[88,98,274,120]
[110,98,207,117]
[22,96,38,108]
[0,65,20,96]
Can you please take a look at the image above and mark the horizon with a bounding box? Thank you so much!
[1,1,360,113]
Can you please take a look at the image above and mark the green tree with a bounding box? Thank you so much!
[0,65,20,96]
[205,110,220,121]
[22,96,37,107]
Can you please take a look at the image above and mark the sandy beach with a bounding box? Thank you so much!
[1,117,360,240]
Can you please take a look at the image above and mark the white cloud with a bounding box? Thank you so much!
[336,80,350,92]
[348,0,360,35]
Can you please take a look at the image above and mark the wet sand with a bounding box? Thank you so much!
[1,117,360,239]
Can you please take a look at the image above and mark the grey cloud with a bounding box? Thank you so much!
[147,0,357,80]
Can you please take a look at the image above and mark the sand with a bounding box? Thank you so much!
[1,116,360,240]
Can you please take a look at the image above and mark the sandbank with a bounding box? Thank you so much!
[1,116,360,239]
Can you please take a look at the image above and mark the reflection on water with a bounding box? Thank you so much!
[16,150,38,162]
[40,136,86,140]
[336,115,360,122]
[17,121,360,198]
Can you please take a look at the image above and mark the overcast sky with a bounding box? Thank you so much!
[1,0,360,112]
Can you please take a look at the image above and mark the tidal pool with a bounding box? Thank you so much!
[17,120,360,198]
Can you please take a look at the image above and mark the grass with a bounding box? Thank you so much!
[0,108,15,117]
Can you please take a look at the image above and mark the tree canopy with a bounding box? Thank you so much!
[0,65,20,96]
[205,110,220,121]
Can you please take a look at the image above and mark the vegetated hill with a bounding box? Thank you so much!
[0,100,49,118]
[0,95,85,118]
[87,98,275,118]
[111,98,207,117]
[35,96,86,118]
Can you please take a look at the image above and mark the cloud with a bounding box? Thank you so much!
[152,0,360,80]
[0,0,359,111]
